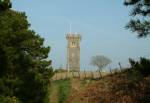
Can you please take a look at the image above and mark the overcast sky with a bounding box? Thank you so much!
[12,0,150,70]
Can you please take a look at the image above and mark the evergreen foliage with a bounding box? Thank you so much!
[124,0,150,37]
[129,57,150,77]
[0,0,53,103]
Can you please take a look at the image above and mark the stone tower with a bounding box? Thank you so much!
[66,33,81,71]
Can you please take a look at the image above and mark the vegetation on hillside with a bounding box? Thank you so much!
[129,57,150,77]
[50,58,150,103]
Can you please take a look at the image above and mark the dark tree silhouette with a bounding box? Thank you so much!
[0,0,53,102]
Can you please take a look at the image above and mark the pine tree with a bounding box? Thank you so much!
[0,0,53,102]
[124,0,150,37]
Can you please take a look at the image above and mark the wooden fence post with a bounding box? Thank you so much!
[65,71,67,79]
[84,70,86,79]
[91,71,94,79]
[119,62,122,72]
[61,72,63,80]
[99,70,102,79]
[67,71,70,79]
[56,72,57,80]
[110,68,112,75]
[72,71,74,78]
[78,71,80,78]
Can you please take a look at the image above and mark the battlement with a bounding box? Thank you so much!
[66,33,81,41]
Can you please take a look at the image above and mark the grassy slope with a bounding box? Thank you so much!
[49,72,150,103]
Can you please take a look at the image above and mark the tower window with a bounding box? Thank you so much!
[72,42,76,46]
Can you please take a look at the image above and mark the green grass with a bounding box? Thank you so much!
[58,79,71,103]
[49,79,71,103]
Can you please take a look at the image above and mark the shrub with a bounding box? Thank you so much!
[129,57,150,77]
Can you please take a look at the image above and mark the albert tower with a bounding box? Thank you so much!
[66,33,81,71]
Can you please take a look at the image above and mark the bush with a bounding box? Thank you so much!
[0,96,21,103]
[129,57,150,77]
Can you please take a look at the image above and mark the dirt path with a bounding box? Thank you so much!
[49,84,58,103]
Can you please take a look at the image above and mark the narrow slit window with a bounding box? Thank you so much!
[72,42,75,46]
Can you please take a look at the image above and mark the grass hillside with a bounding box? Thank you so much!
[49,72,150,103]
[49,58,150,103]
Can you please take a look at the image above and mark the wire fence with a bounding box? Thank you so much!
[52,53,150,81]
